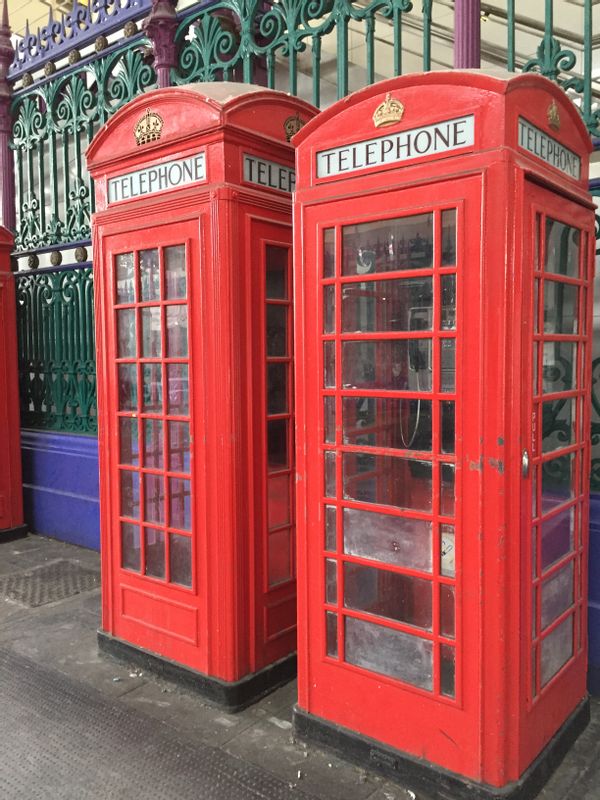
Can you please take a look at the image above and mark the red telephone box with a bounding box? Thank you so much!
[87,84,315,708]
[0,226,26,542]
[292,72,595,796]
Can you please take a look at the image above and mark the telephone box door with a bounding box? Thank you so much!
[519,182,594,770]
[298,176,485,774]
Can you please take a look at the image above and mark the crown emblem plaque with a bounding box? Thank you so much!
[547,100,560,132]
[284,114,305,142]
[134,108,164,146]
[373,93,404,128]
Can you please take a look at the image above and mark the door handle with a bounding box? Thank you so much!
[522,449,530,478]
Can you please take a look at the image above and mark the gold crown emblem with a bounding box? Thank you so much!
[283,114,305,142]
[373,93,404,128]
[547,100,561,132]
[134,108,164,146]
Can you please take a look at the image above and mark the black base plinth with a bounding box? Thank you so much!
[0,524,28,543]
[98,630,296,712]
[293,698,590,800]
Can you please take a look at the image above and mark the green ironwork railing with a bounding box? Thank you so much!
[16,266,97,434]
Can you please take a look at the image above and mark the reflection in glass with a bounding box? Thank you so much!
[144,473,165,524]
[268,419,288,471]
[441,525,455,577]
[325,451,337,498]
[440,584,455,638]
[325,505,336,552]
[441,209,457,266]
[142,364,162,413]
[343,507,431,572]
[541,562,573,630]
[269,528,291,586]
[118,364,138,411]
[267,363,287,414]
[534,279,540,333]
[544,281,578,334]
[323,229,335,279]
[342,340,432,391]
[326,559,337,604]
[167,364,189,415]
[541,454,573,513]
[344,562,432,630]
[541,614,573,686]
[541,507,574,572]
[342,278,433,333]
[119,417,139,466]
[323,285,335,334]
[441,275,456,329]
[165,245,186,299]
[441,644,455,697]
[141,307,162,357]
[266,246,288,298]
[441,340,456,392]
[121,523,140,571]
[343,454,432,512]
[169,477,191,530]
[326,611,338,658]
[143,419,163,469]
[117,309,136,358]
[324,396,336,444]
[140,248,160,301]
[267,305,287,356]
[170,534,192,587]
[343,397,432,452]
[168,421,191,474]
[116,252,135,304]
[441,401,455,454]
[268,475,289,527]
[342,214,433,275]
[345,616,433,690]
[324,341,335,388]
[545,219,579,278]
[441,464,455,517]
[145,527,165,578]
[166,305,188,357]
[542,342,576,394]
[120,470,140,518]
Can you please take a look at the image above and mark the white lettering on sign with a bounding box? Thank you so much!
[316,115,475,179]
[108,152,206,204]
[518,117,581,180]
[243,154,296,193]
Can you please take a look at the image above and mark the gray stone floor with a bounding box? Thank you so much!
[0,533,598,800]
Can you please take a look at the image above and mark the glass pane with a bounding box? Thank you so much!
[325,505,336,551]
[121,523,140,571]
[441,644,455,697]
[166,306,188,358]
[144,473,165,524]
[542,399,575,453]
[441,209,457,266]
[324,396,336,444]
[534,279,540,333]
[441,401,455,454]
[342,340,432,391]
[342,214,433,275]
[541,507,574,572]
[117,309,136,358]
[343,507,432,572]
[343,454,432,512]
[169,477,191,531]
[116,252,135,304]
[120,470,140,518]
[141,307,161,358]
[266,246,288,298]
[267,305,287,356]
[344,562,432,630]
[541,561,574,630]
[268,475,290,528]
[118,364,138,411]
[267,363,287,414]
[541,454,573,513]
[165,245,186,300]
[440,584,455,638]
[342,278,433,334]
[541,615,573,686]
[140,248,160,301]
[343,397,432,452]
[168,421,191,473]
[323,341,335,388]
[323,229,335,279]
[325,451,337,498]
[170,533,192,587]
[345,616,433,690]
[441,340,456,392]
[323,285,335,334]
[326,611,338,658]
[143,419,163,469]
[441,464,455,517]
[533,342,539,396]
[269,529,291,586]
[167,364,189,415]
[142,364,162,413]
[119,418,139,466]
[441,524,455,577]
[544,281,578,334]
[545,219,579,278]
[441,274,456,329]
[326,558,337,604]
[266,418,287,471]
[145,527,165,579]
[542,342,576,393]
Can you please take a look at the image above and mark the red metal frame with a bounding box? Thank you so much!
[293,72,594,786]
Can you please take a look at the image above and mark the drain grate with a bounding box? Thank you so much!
[0,559,100,608]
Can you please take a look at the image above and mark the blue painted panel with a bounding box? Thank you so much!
[21,430,100,550]
[588,493,600,694]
